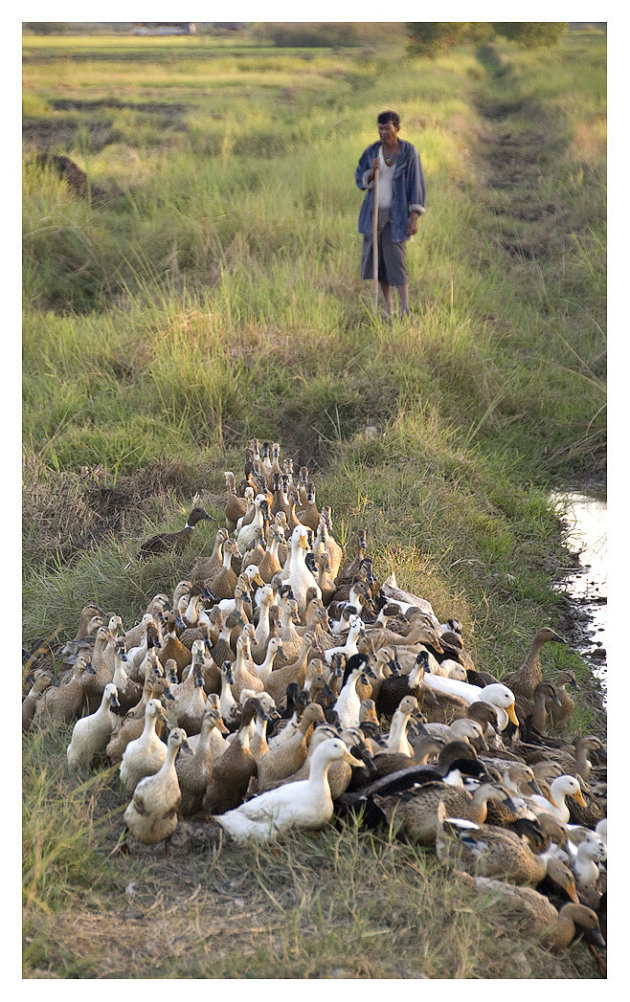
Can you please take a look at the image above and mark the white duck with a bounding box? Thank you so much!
[236,494,268,554]
[251,636,285,688]
[66,682,120,773]
[218,660,241,730]
[125,616,162,675]
[528,774,588,824]
[567,831,607,890]
[216,565,264,619]
[333,654,371,730]
[212,737,364,842]
[384,695,418,756]
[123,728,188,846]
[187,694,230,759]
[285,524,321,616]
[119,698,168,794]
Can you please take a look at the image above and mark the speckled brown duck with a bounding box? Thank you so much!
[138,506,213,559]
[373,778,518,845]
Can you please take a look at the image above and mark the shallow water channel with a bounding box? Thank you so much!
[551,490,607,705]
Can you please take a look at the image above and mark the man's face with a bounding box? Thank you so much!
[377,119,399,145]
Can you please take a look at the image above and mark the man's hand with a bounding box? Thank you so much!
[368,157,381,184]
[407,211,420,238]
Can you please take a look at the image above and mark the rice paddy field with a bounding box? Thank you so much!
[22,25,607,980]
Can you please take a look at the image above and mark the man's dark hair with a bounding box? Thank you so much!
[377,110,401,128]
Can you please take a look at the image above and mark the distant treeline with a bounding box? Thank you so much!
[23,20,606,47]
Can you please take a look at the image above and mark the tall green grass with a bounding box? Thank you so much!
[22,31,606,979]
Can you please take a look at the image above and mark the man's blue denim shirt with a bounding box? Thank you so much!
[355,139,426,243]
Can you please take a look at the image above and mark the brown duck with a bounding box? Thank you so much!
[206,537,242,601]
[255,702,327,793]
[202,699,260,815]
[263,630,317,707]
[159,612,193,679]
[548,669,579,729]
[435,807,580,890]
[373,778,518,845]
[32,656,90,726]
[176,707,229,816]
[138,506,213,559]
[466,875,604,954]
[190,527,230,588]
[501,627,566,702]
[223,472,249,530]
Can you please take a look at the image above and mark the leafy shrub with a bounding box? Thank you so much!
[492,23,567,48]
[406,22,472,57]
[255,22,360,48]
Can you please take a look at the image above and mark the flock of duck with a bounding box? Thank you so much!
[23,438,607,969]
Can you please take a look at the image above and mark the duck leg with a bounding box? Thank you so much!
[110,827,131,857]
[586,942,607,978]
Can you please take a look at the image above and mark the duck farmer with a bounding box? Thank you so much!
[355,110,426,319]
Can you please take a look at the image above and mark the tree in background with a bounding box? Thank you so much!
[406,21,567,57]
[406,22,473,57]
[492,23,567,47]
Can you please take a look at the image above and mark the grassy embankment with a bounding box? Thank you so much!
[22,31,606,978]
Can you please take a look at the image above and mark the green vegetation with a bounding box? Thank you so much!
[22,30,606,978]
[406,22,569,57]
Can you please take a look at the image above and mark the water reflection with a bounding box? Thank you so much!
[551,491,607,699]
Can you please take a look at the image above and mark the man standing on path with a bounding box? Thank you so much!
[355,110,426,318]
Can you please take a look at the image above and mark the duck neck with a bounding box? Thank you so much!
[184,594,200,625]
[532,690,549,731]
[220,674,237,712]
[470,785,497,818]
[143,712,159,739]
[163,740,180,773]
[238,722,252,753]
[257,643,279,679]
[337,669,361,706]
[197,718,217,756]
[188,680,206,710]
[308,749,335,789]
[387,708,413,755]
[113,655,129,688]
[408,661,425,688]
[255,601,272,645]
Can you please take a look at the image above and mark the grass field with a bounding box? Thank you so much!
[22,27,606,979]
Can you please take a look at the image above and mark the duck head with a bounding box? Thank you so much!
[187,507,213,528]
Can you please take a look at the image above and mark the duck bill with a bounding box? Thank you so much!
[566,880,579,904]
[506,704,519,726]
[573,789,588,807]
[343,751,365,768]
